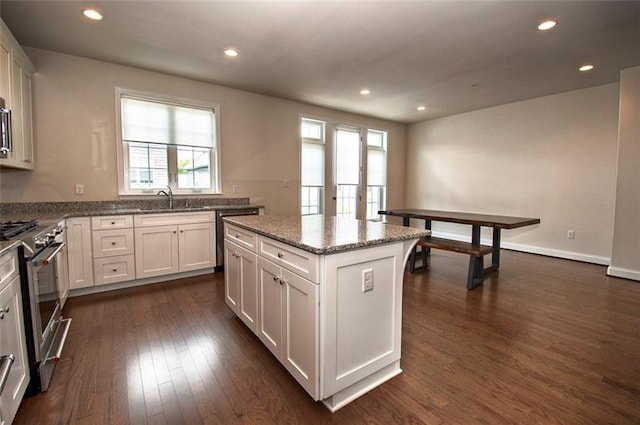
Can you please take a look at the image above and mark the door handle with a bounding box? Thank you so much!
[0,354,15,396]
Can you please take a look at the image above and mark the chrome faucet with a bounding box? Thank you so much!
[157,185,174,209]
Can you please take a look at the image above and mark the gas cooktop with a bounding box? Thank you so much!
[0,220,38,240]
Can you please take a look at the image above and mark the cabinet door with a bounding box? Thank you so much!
[0,274,30,425]
[178,222,215,272]
[0,36,9,103]
[237,245,258,333]
[257,257,284,359]
[66,217,94,289]
[281,269,318,399]
[224,241,240,314]
[135,225,179,278]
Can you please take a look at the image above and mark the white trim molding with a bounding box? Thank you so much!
[607,266,640,282]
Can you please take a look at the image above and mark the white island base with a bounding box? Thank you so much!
[223,216,427,412]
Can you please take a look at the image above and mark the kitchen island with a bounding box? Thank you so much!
[222,214,430,411]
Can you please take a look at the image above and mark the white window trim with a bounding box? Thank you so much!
[115,87,222,196]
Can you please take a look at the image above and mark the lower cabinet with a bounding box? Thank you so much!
[257,257,318,397]
[0,250,29,425]
[66,217,94,289]
[224,240,258,332]
[134,225,179,279]
[134,222,215,279]
[224,222,412,411]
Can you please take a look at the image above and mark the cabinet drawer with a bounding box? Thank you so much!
[92,229,134,258]
[134,212,214,227]
[224,223,257,252]
[258,236,319,283]
[91,215,133,229]
[93,255,135,285]
[0,249,18,287]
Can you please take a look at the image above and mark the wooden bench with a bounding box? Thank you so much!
[409,236,494,289]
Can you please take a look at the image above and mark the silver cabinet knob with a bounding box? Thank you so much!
[111,221,116,225]
[277,252,284,259]
[111,241,116,245]
[279,279,285,285]
[272,275,279,282]
[112,269,118,272]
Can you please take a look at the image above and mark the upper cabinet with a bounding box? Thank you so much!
[0,19,35,170]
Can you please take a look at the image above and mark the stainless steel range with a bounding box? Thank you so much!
[1,220,71,394]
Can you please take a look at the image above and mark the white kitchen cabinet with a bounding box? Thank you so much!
[66,217,94,289]
[224,218,416,412]
[93,255,135,286]
[178,222,216,272]
[134,225,179,279]
[92,228,134,258]
[135,212,215,279]
[0,19,35,170]
[92,215,136,286]
[257,256,318,398]
[224,240,258,332]
[0,249,30,425]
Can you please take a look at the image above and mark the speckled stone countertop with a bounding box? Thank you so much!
[224,215,431,254]
[0,199,262,222]
[0,239,22,257]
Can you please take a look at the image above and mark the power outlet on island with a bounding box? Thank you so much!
[567,230,575,239]
[75,184,84,195]
[362,268,374,292]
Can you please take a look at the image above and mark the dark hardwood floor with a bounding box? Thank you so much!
[15,250,640,424]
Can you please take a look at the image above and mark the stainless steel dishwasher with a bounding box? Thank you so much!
[215,208,259,269]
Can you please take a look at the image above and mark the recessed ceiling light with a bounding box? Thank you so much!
[224,48,239,58]
[82,9,103,20]
[579,64,595,72]
[537,20,557,31]
[360,89,371,95]
[417,106,426,111]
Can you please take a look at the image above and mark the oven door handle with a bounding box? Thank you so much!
[0,354,15,396]
[31,242,66,267]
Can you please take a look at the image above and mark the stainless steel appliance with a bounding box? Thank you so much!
[1,220,72,394]
[0,97,11,159]
[215,208,259,268]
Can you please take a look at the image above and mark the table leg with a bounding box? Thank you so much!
[466,225,484,289]
[491,227,501,268]
[467,256,484,290]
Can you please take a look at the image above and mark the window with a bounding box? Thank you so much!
[366,130,387,220]
[300,118,325,215]
[117,89,220,195]
[335,127,361,219]
[300,117,387,220]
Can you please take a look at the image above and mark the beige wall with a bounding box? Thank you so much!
[0,48,406,215]
[406,84,620,263]
[609,66,640,280]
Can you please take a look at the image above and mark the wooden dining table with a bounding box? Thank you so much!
[378,209,541,289]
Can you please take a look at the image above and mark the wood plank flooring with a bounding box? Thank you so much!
[14,250,640,424]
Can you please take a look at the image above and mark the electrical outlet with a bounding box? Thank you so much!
[362,268,374,292]
[75,184,84,195]
[232,185,240,193]
[567,230,575,239]
[282,178,290,187]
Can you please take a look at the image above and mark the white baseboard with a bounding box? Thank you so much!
[430,231,611,265]
[607,266,640,282]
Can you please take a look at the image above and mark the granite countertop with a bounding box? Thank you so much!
[0,239,22,257]
[224,215,431,254]
[0,202,263,222]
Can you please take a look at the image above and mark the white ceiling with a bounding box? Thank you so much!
[2,1,639,123]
